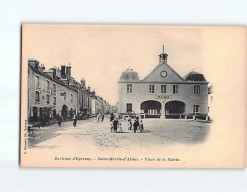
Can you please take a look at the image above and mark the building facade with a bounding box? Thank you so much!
[78,78,92,116]
[28,59,111,123]
[91,92,111,116]
[28,60,78,122]
[118,47,209,119]
[208,85,214,120]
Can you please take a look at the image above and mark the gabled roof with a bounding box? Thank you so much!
[141,62,185,83]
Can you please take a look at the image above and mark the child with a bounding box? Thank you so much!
[128,117,132,130]
[118,123,123,133]
[110,122,114,133]
[139,120,144,132]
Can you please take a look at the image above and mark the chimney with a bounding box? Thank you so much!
[81,78,86,87]
[66,63,71,76]
[28,59,39,70]
[34,61,39,70]
[41,63,45,71]
[51,68,56,79]
[61,65,66,78]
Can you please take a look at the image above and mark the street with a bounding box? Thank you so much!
[28,115,211,150]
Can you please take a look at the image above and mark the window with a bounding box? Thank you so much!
[193,105,199,113]
[35,91,40,102]
[173,85,178,94]
[35,76,39,87]
[161,85,166,93]
[53,97,56,105]
[149,85,155,93]
[194,85,200,94]
[64,92,66,101]
[127,84,132,93]
[71,94,73,102]
[53,83,56,93]
[46,95,50,104]
[126,103,132,112]
[46,80,50,90]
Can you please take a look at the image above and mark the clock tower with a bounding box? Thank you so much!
[159,45,168,64]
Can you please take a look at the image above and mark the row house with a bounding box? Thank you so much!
[91,92,111,116]
[28,60,78,122]
[28,59,111,123]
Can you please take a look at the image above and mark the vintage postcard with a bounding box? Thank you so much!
[20,24,246,168]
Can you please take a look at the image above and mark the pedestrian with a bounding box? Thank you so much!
[139,120,144,132]
[101,114,104,123]
[127,115,132,130]
[113,117,118,133]
[57,113,62,127]
[97,113,101,122]
[118,123,123,133]
[133,119,138,133]
[110,113,114,122]
[110,122,114,133]
[73,114,78,127]
[41,113,47,127]
[136,115,140,129]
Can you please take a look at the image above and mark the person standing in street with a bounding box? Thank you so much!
[118,123,123,133]
[139,120,144,132]
[57,113,62,127]
[110,122,114,133]
[136,115,140,129]
[97,113,101,122]
[73,113,78,127]
[133,119,138,133]
[113,117,118,133]
[110,113,114,122]
[41,112,47,127]
[127,115,132,130]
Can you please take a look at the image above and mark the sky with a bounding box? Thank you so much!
[22,24,244,105]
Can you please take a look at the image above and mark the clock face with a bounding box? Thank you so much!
[160,71,167,78]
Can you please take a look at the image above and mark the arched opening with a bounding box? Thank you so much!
[165,101,186,119]
[140,100,161,118]
[62,105,68,120]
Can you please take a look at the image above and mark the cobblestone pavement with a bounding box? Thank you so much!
[28,115,211,151]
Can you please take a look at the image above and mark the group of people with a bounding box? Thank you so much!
[55,112,144,133]
[127,115,144,133]
[55,112,79,127]
[110,117,123,133]
[109,114,144,133]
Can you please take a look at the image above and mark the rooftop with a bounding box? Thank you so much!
[184,71,207,82]
[118,68,140,83]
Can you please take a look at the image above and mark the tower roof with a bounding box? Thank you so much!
[118,68,140,83]
[184,71,207,82]
[159,45,168,64]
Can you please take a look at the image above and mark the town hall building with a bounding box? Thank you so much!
[118,46,209,119]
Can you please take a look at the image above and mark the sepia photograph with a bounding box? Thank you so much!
[20,24,246,168]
